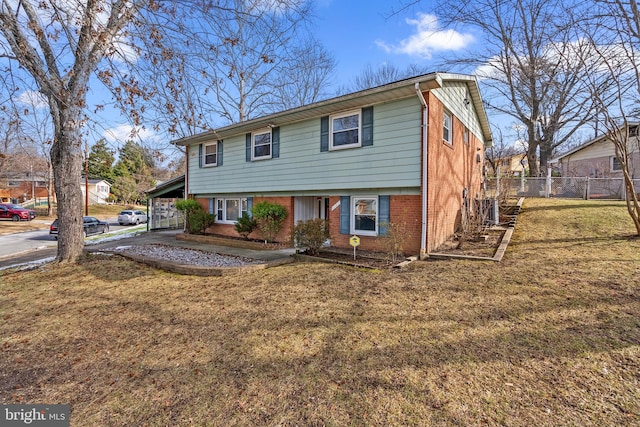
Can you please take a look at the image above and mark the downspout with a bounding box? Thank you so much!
[415,83,428,259]
[184,145,189,233]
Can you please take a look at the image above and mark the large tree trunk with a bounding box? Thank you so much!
[50,106,86,263]
[539,144,554,178]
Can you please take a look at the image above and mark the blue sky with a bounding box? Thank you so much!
[93,1,482,156]
[80,1,485,156]
[313,0,475,88]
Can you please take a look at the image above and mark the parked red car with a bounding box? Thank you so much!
[0,203,36,221]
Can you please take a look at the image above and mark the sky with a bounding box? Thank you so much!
[91,0,483,160]
[313,0,474,88]
[9,0,485,161]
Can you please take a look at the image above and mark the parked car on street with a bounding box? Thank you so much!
[0,203,36,221]
[118,210,148,225]
[49,216,110,239]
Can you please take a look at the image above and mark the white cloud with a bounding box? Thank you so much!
[103,124,159,144]
[376,13,474,59]
[15,90,48,108]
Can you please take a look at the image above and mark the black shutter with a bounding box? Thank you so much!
[320,116,329,152]
[272,127,280,158]
[246,133,252,162]
[362,106,374,147]
[198,144,202,168]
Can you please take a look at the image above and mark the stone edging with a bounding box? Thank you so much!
[93,250,295,276]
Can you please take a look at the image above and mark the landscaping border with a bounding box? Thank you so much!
[104,251,295,276]
[428,197,524,262]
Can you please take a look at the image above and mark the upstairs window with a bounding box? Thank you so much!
[252,129,272,160]
[203,142,217,167]
[330,110,361,150]
[443,110,453,145]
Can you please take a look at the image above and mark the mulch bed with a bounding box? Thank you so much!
[300,248,399,270]
[431,227,506,258]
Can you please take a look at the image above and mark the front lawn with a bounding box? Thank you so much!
[1,198,639,426]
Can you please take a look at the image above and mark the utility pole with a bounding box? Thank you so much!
[85,141,89,216]
[30,164,34,203]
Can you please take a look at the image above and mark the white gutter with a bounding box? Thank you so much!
[415,83,428,259]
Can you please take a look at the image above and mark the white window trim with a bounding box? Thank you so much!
[203,142,218,167]
[215,197,248,224]
[330,110,362,151]
[252,128,272,161]
[443,110,453,145]
[611,156,622,172]
[350,195,378,236]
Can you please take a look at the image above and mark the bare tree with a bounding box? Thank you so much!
[200,0,314,123]
[270,36,337,110]
[0,0,320,262]
[404,0,597,177]
[339,63,430,94]
[0,0,146,262]
[579,0,640,235]
[484,126,526,176]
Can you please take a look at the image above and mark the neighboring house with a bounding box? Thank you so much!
[486,153,528,176]
[0,171,51,203]
[551,123,640,178]
[175,73,493,258]
[81,178,111,205]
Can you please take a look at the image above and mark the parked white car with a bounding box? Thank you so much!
[118,210,148,225]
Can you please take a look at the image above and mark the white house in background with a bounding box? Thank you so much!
[81,178,111,204]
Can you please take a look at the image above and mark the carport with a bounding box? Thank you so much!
[145,175,185,230]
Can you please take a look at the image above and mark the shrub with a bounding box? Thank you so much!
[252,201,287,243]
[377,220,412,263]
[234,212,257,240]
[190,210,216,234]
[293,219,330,255]
[175,199,214,234]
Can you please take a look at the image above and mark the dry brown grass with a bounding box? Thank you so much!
[1,198,639,426]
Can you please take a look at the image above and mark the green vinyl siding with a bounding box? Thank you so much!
[188,97,422,195]
[431,81,485,144]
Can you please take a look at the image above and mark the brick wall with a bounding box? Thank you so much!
[198,196,294,243]
[329,195,423,255]
[425,91,485,252]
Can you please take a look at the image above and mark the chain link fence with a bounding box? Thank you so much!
[485,176,640,200]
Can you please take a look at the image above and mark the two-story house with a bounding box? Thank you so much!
[175,73,493,258]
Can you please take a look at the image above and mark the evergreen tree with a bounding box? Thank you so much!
[87,139,115,182]
[113,141,156,203]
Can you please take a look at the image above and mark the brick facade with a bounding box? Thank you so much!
[198,196,295,243]
[424,91,485,253]
[329,195,423,254]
